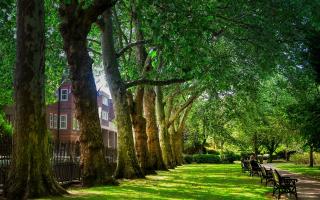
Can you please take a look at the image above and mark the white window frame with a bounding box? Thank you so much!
[102,110,108,120]
[102,96,108,106]
[60,89,68,101]
[49,113,53,128]
[53,114,58,129]
[60,114,67,129]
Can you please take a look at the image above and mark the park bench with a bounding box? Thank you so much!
[248,162,261,176]
[259,166,273,186]
[272,169,298,199]
[241,160,250,173]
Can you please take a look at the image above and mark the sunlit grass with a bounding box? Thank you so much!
[275,163,320,180]
[39,164,272,200]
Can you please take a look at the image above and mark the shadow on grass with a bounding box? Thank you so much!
[276,163,320,180]
[39,164,272,200]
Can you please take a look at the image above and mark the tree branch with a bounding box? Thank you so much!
[116,40,150,58]
[88,47,102,56]
[166,90,203,128]
[88,38,101,46]
[125,78,190,88]
[84,0,118,24]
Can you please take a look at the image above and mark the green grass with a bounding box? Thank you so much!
[39,164,272,200]
[275,163,320,180]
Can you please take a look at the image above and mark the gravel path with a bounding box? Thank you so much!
[263,163,320,200]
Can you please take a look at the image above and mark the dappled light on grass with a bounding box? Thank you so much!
[276,163,320,180]
[39,164,272,200]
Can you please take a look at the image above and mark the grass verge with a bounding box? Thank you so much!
[275,163,320,180]
[38,164,272,200]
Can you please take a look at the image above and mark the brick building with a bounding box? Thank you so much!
[4,81,117,149]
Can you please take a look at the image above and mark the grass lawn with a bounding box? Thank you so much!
[39,164,272,200]
[275,163,320,180]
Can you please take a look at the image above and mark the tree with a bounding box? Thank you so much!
[59,0,116,186]
[5,0,66,198]
[100,9,144,179]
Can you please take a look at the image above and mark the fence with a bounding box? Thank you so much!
[0,135,117,190]
[0,134,11,189]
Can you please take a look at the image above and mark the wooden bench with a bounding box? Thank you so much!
[259,166,273,186]
[248,162,261,176]
[241,160,250,173]
[272,169,298,199]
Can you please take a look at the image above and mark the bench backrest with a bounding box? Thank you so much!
[272,169,281,185]
[261,166,267,176]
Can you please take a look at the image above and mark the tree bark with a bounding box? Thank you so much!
[6,0,66,198]
[128,89,154,174]
[101,9,144,179]
[155,86,175,168]
[129,0,154,174]
[59,2,113,186]
[169,125,178,166]
[173,106,191,165]
[144,87,167,170]
[309,143,314,167]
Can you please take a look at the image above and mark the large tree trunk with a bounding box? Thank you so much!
[169,126,178,166]
[129,0,154,174]
[128,88,154,174]
[172,107,191,165]
[155,86,175,168]
[144,87,167,170]
[101,9,144,179]
[309,143,314,167]
[6,0,66,198]
[59,3,112,186]
[253,133,259,157]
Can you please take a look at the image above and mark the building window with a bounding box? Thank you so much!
[60,89,68,101]
[102,110,108,120]
[102,96,108,106]
[108,132,113,148]
[60,114,67,129]
[54,114,58,129]
[73,114,80,131]
[49,113,53,128]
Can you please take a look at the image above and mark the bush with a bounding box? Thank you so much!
[193,154,221,164]
[207,149,220,155]
[183,154,193,164]
[240,151,252,160]
[0,113,12,136]
[291,152,320,165]
[221,151,240,163]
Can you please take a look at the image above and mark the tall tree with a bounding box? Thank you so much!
[5,0,66,198]
[100,9,144,179]
[59,0,115,186]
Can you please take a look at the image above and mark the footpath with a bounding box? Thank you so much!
[264,163,320,200]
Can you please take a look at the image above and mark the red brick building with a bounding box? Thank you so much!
[4,81,117,149]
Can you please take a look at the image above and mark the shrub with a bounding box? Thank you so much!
[221,151,240,163]
[183,154,193,164]
[291,152,320,165]
[193,154,221,164]
[240,151,251,160]
[207,149,220,155]
[0,113,12,136]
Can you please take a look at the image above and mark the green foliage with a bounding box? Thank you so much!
[183,154,193,164]
[291,153,320,165]
[207,149,220,155]
[221,151,240,163]
[193,154,222,164]
[0,112,12,136]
